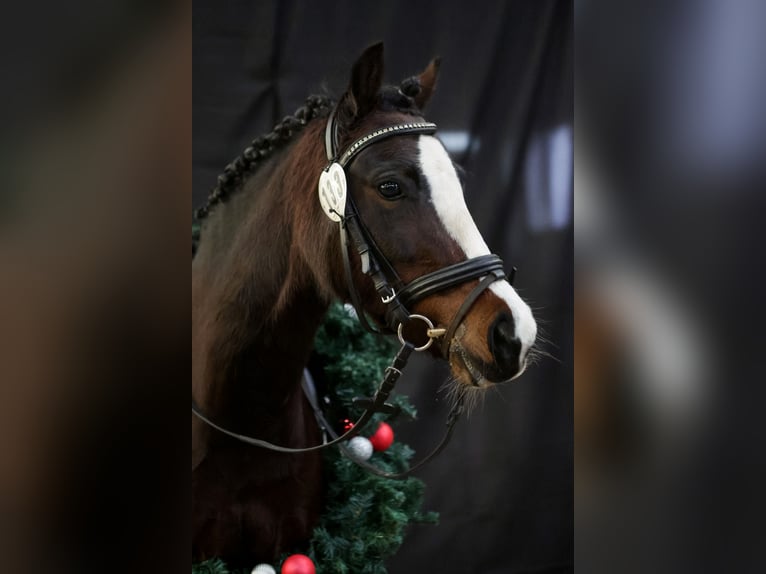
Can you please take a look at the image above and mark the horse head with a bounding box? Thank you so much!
[312,43,537,387]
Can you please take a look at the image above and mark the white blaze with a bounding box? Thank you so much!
[417,136,538,359]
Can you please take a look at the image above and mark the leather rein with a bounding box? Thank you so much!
[192,105,514,479]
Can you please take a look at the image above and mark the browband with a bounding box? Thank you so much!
[339,122,437,167]
[324,103,436,164]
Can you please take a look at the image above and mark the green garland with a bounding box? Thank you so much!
[193,304,437,574]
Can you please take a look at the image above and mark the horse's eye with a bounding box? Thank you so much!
[377,181,402,200]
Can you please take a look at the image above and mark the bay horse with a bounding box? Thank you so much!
[192,43,537,566]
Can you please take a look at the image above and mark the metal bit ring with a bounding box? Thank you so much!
[398,314,440,352]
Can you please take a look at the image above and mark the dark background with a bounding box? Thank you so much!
[193,1,572,572]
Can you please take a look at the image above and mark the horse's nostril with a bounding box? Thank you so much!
[488,313,522,379]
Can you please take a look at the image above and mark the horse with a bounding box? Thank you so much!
[192,43,537,566]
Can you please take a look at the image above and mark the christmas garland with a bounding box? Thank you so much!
[193,304,437,574]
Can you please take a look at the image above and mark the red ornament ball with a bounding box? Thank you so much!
[281,554,315,574]
[369,422,394,451]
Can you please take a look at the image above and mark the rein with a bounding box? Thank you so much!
[192,342,417,454]
[192,105,515,478]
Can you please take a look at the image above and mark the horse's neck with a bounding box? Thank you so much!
[192,129,333,438]
[226,285,328,439]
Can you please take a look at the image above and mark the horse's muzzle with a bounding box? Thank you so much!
[487,312,524,381]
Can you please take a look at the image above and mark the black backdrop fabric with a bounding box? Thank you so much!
[192,2,572,572]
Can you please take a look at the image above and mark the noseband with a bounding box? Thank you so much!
[192,106,517,479]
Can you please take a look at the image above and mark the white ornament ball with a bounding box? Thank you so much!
[346,436,373,461]
[251,564,276,574]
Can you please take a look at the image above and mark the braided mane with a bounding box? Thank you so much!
[192,81,425,255]
[195,94,334,222]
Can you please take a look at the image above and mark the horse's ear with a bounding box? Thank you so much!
[414,57,441,110]
[338,43,385,125]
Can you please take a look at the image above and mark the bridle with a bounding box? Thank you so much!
[323,109,510,356]
[192,104,515,479]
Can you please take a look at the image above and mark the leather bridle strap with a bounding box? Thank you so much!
[338,122,437,167]
[440,270,506,357]
[323,102,437,165]
[339,215,390,334]
[341,205,510,341]
[393,254,510,358]
[302,368,465,480]
[340,197,411,333]
[386,255,508,340]
[191,342,414,453]
[395,255,505,308]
